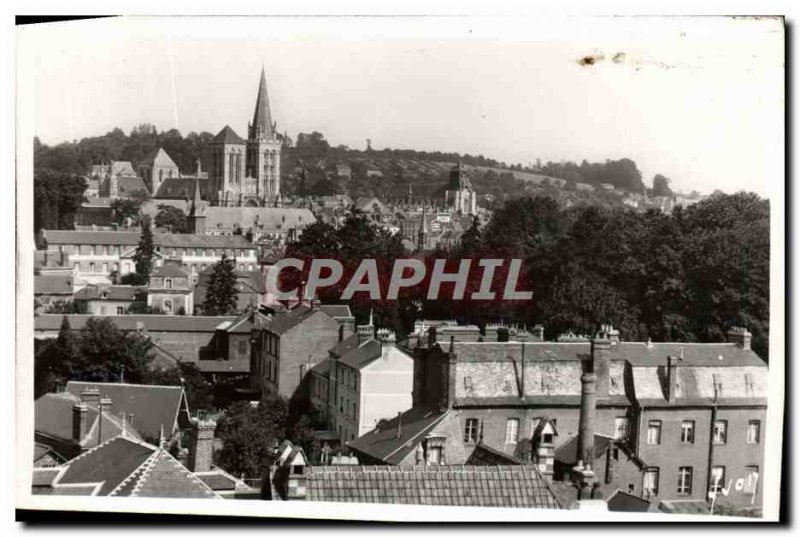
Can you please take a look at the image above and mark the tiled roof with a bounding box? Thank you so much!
[34,392,137,448]
[112,449,219,498]
[195,471,239,491]
[34,314,236,333]
[34,275,73,295]
[57,436,155,495]
[74,285,145,301]
[195,360,251,374]
[329,333,360,358]
[607,490,652,512]
[151,263,189,278]
[347,406,449,465]
[211,125,246,145]
[305,465,562,508]
[42,230,141,246]
[631,364,768,406]
[65,382,188,441]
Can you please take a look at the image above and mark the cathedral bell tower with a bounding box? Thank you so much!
[247,66,282,204]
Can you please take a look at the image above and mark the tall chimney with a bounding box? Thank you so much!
[577,372,598,468]
[532,325,545,342]
[72,404,89,443]
[667,356,679,401]
[81,387,101,407]
[727,326,752,350]
[590,327,612,399]
[188,415,217,472]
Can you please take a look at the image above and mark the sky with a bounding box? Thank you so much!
[17,16,784,196]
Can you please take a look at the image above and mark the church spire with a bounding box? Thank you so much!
[250,65,275,141]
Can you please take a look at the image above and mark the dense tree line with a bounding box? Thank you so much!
[33,169,87,232]
[286,193,769,360]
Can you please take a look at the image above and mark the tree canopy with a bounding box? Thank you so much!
[203,254,239,315]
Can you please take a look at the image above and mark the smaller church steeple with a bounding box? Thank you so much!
[417,207,429,252]
[187,179,206,235]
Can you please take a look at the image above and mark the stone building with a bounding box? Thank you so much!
[138,147,181,195]
[445,162,478,215]
[206,67,281,207]
[348,325,767,511]
[147,260,194,315]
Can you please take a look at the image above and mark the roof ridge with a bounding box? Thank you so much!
[109,448,160,497]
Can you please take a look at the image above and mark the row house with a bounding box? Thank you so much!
[311,319,414,445]
[348,325,767,512]
[39,230,258,285]
[249,304,352,401]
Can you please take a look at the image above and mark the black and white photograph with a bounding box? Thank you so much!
[13,12,786,524]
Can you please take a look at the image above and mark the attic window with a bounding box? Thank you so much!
[292,465,303,475]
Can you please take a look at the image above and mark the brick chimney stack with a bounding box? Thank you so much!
[81,386,101,407]
[577,372,597,469]
[727,326,752,350]
[667,356,679,401]
[188,414,217,472]
[590,326,613,399]
[72,403,89,443]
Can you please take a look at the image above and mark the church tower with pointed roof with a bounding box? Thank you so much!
[187,178,207,235]
[246,66,282,205]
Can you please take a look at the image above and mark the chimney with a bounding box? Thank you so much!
[667,356,679,401]
[727,326,752,350]
[81,386,101,407]
[338,323,344,343]
[311,297,321,311]
[427,326,437,348]
[188,414,217,472]
[590,326,612,399]
[497,326,510,342]
[357,324,373,345]
[532,325,545,342]
[72,404,89,443]
[577,372,597,469]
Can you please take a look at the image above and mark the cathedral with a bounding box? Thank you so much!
[205,67,282,207]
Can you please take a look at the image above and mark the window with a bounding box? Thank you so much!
[427,446,442,465]
[464,376,472,390]
[89,262,96,273]
[165,278,173,289]
[643,468,659,498]
[164,299,173,314]
[647,421,662,445]
[710,466,726,493]
[74,262,80,271]
[505,418,520,444]
[680,421,695,444]
[614,417,629,440]
[747,420,761,444]
[238,340,247,355]
[713,420,728,445]
[744,465,759,494]
[116,307,124,315]
[464,418,479,443]
[677,467,693,495]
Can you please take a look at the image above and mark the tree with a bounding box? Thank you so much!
[203,254,239,315]
[33,169,87,232]
[144,362,213,412]
[215,397,289,478]
[34,316,81,397]
[111,198,142,226]
[651,174,673,197]
[154,204,187,233]
[132,220,155,284]
[75,317,154,383]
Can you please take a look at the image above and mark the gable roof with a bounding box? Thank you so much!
[154,177,211,200]
[347,405,450,465]
[465,442,525,466]
[65,382,188,441]
[304,465,562,508]
[139,147,179,169]
[318,304,352,319]
[151,263,189,278]
[263,306,331,335]
[554,433,616,466]
[74,285,145,302]
[212,125,246,145]
[338,339,383,370]
[43,436,220,499]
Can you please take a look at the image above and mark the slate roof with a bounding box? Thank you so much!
[34,275,73,295]
[554,433,616,465]
[304,465,562,508]
[41,436,220,498]
[154,178,211,200]
[465,443,525,466]
[195,360,251,374]
[74,285,145,301]
[151,263,189,278]
[195,470,239,491]
[139,147,179,169]
[318,304,352,319]
[262,306,323,335]
[347,406,450,465]
[329,333,360,358]
[65,382,188,441]
[607,490,652,512]
[211,125,246,145]
[34,314,236,333]
[204,207,314,232]
[41,229,254,250]
[338,340,383,370]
